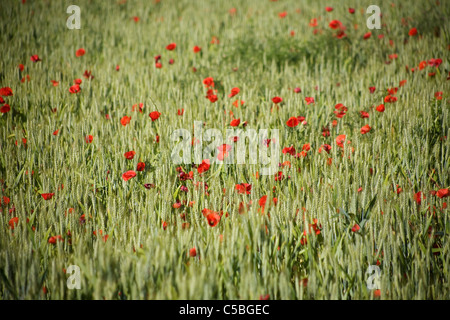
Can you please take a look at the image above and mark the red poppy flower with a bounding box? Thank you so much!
[376,104,385,112]
[121,116,131,126]
[414,191,424,205]
[18,64,24,71]
[351,224,360,232]
[300,230,308,245]
[116,65,120,71]
[399,80,407,87]
[189,247,197,257]
[230,118,240,127]
[166,43,176,51]
[0,97,4,104]
[85,135,93,143]
[41,193,55,200]
[286,117,300,127]
[53,130,59,136]
[30,55,41,62]
[76,48,86,57]
[408,28,417,36]
[0,104,10,113]
[123,150,136,160]
[369,87,376,93]
[83,70,94,80]
[228,87,240,98]
[193,46,202,53]
[325,6,333,12]
[282,146,296,156]
[428,58,442,67]
[122,170,136,181]
[235,183,252,195]
[207,94,218,103]
[388,54,398,60]
[132,16,139,22]
[302,143,311,152]
[258,195,268,208]
[132,103,144,113]
[0,87,13,96]
[387,87,398,95]
[206,212,221,227]
[329,20,343,29]
[51,80,59,87]
[435,92,443,100]
[309,18,318,27]
[336,134,346,148]
[348,8,355,14]
[9,217,19,229]
[363,32,372,39]
[436,189,449,199]
[418,61,427,70]
[136,162,145,172]
[305,97,315,105]
[69,84,81,94]
[203,77,214,88]
[177,108,184,116]
[48,235,64,244]
[149,111,161,121]
[360,124,371,134]
[336,30,347,39]
[360,111,369,118]
[384,95,397,103]
[197,159,211,174]
[318,144,332,154]
[278,11,287,18]
[272,97,282,104]
[169,59,175,65]
[2,196,10,205]
[217,144,232,161]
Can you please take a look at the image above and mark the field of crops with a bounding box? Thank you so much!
[0,0,449,300]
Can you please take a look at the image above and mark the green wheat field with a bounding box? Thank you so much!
[0,0,449,300]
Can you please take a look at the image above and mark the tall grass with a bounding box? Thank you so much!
[0,0,449,299]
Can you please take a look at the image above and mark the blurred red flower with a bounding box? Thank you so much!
[30,55,41,62]
[197,159,211,174]
[76,48,86,57]
[166,43,176,51]
[272,96,282,104]
[137,162,145,171]
[149,111,161,121]
[121,116,131,126]
[235,183,252,195]
[41,193,55,200]
[69,84,81,94]
[360,124,371,134]
[230,118,240,126]
[229,87,240,98]
[124,151,136,159]
[122,170,137,181]
[409,28,417,36]
[286,117,300,127]
[0,87,13,96]
[206,212,221,227]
